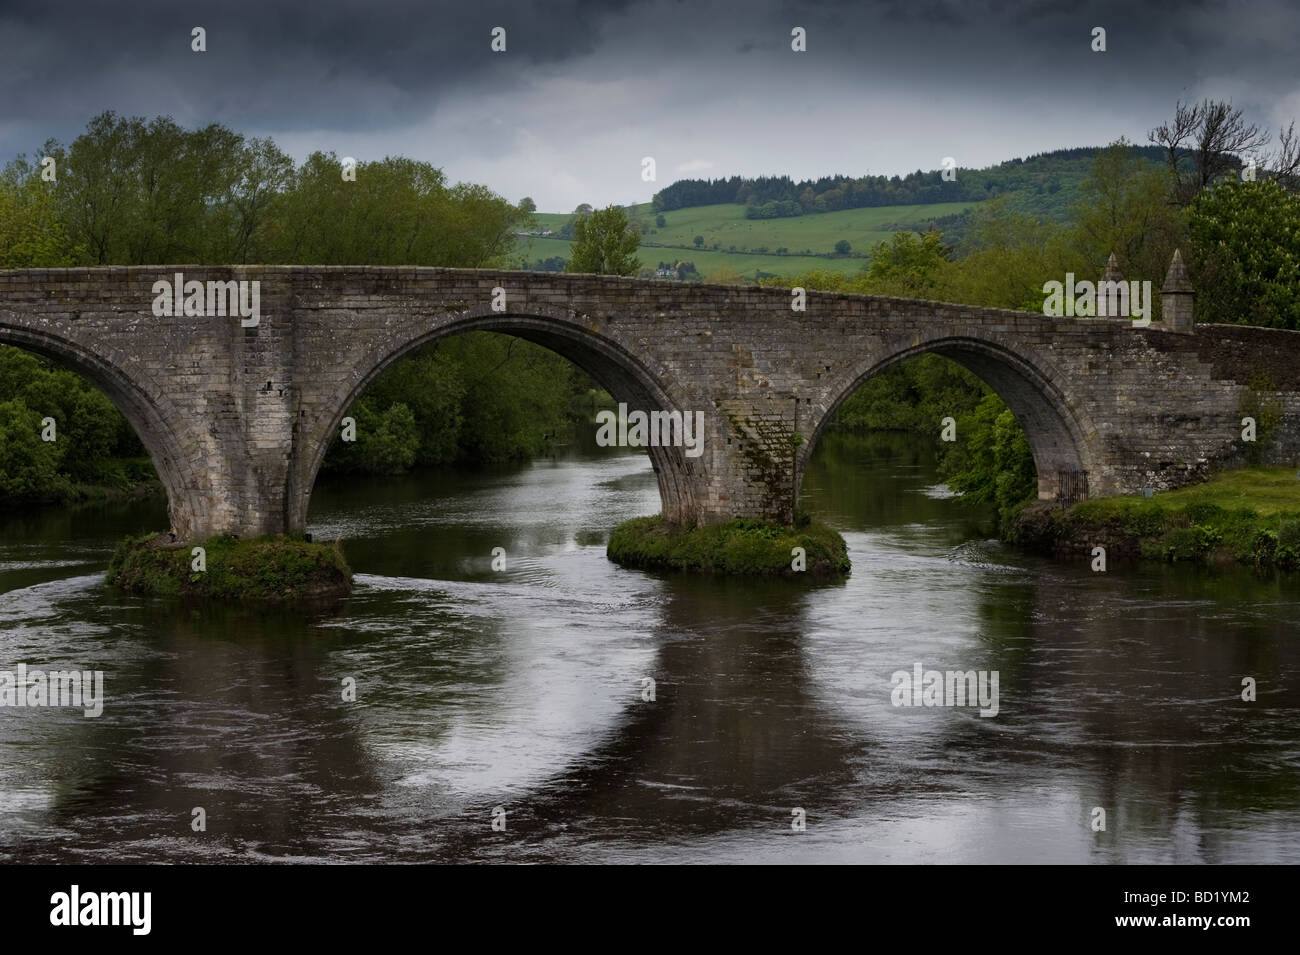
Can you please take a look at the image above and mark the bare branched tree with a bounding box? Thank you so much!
[1261,121,1300,191]
[1150,99,1271,204]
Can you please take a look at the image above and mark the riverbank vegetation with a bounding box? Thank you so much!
[0,346,161,504]
[1008,468,1300,571]
[318,332,611,476]
[106,533,353,602]
[607,515,850,579]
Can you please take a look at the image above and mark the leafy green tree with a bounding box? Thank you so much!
[834,239,851,254]
[321,331,577,475]
[356,344,465,466]
[29,111,299,265]
[441,333,573,464]
[1069,138,1184,308]
[0,398,67,499]
[48,112,241,264]
[861,230,951,297]
[325,398,419,474]
[0,154,82,266]
[266,154,524,267]
[0,345,144,485]
[941,201,1076,310]
[831,354,987,433]
[566,204,641,275]
[693,234,704,247]
[655,214,666,228]
[43,112,140,263]
[1187,179,1300,329]
[939,394,1037,527]
[210,136,294,263]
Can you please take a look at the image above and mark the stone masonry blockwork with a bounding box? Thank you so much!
[2,266,1298,540]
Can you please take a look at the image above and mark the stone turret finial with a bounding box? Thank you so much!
[1161,249,1195,331]
[1162,248,1192,293]
[1102,252,1124,284]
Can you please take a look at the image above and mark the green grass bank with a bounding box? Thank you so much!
[1008,468,1300,570]
[607,516,851,579]
[106,533,353,602]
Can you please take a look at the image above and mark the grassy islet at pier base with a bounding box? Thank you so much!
[607,515,850,579]
[106,533,353,602]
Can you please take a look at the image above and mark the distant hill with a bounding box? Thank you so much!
[515,145,1169,281]
[650,145,1169,220]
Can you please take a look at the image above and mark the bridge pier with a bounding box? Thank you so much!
[164,413,297,542]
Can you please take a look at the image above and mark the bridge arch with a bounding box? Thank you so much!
[805,334,1100,502]
[0,319,202,537]
[292,304,701,531]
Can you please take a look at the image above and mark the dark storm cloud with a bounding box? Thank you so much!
[0,0,633,143]
[0,0,1295,208]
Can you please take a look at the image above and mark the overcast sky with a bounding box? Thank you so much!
[1,0,1296,211]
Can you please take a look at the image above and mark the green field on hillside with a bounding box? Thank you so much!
[513,235,867,281]
[521,199,982,280]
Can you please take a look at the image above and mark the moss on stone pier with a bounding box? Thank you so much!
[607,515,850,579]
[106,532,353,602]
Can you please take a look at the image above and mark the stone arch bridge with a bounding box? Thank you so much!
[2,266,1299,541]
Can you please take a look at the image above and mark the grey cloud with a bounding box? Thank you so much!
[0,0,1293,210]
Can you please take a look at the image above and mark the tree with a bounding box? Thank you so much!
[0,153,82,266]
[266,153,524,267]
[1187,179,1300,329]
[213,136,294,263]
[693,234,704,247]
[940,394,1037,529]
[440,333,573,464]
[942,200,1075,310]
[861,230,950,297]
[324,398,419,474]
[0,398,68,499]
[565,204,641,275]
[558,203,595,239]
[655,213,666,228]
[1070,138,1184,301]
[834,239,851,254]
[48,112,251,264]
[1262,122,1300,192]
[0,345,141,495]
[1150,99,1270,206]
[515,196,538,236]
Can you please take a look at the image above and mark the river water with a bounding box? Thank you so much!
[1,431,1297,863]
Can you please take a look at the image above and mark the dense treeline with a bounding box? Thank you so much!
[0,114,525,268]
[321,333,577,475]
[0,111,596,502]
[651,146,1173,222]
